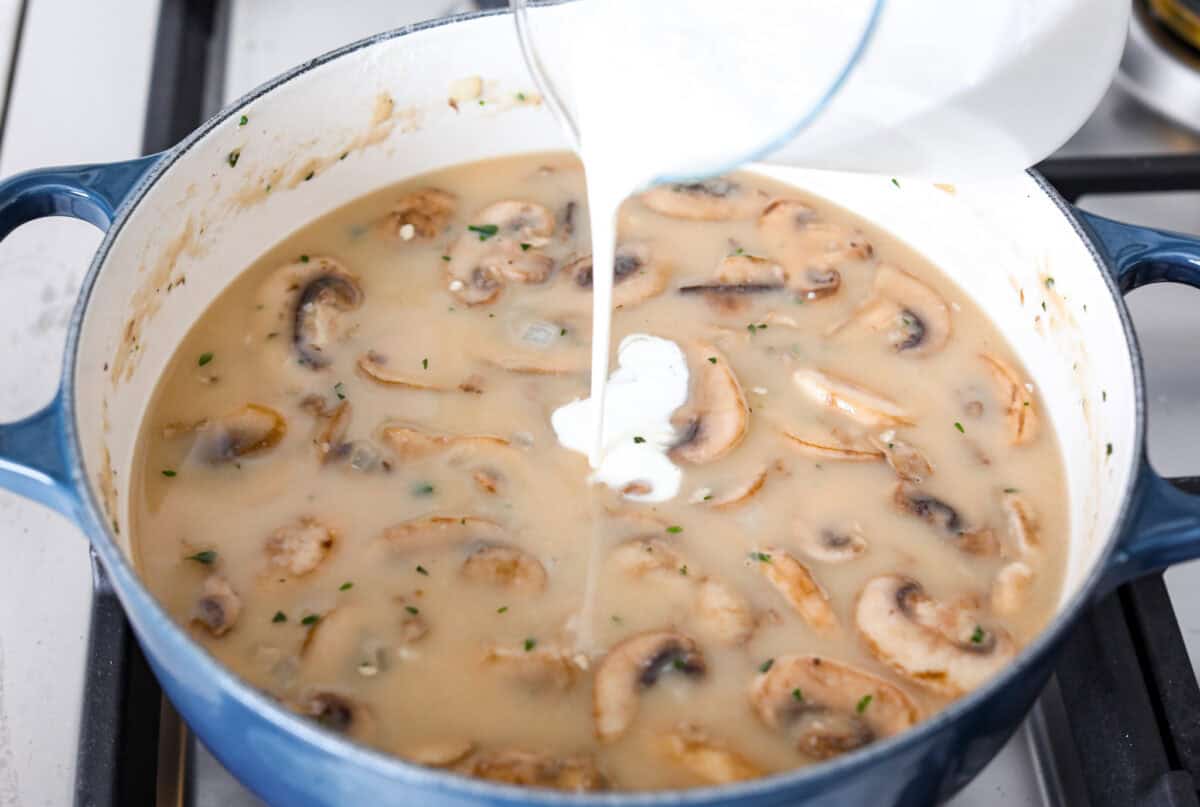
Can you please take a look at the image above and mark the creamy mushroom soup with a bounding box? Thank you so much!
[132,153,1067,792]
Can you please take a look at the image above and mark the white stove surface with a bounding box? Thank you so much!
[1,4,1198,807]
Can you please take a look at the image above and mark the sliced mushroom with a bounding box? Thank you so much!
[793,369,912,428]
[446,201,556,305]
[265,517,335,576]
[980,353,1038,445]
[356,351,452,392]
[560,243,670,310]
[593,630,706,741]
[871,430,934,482]
[704,467,769,510]
[483,644,579,692]
[893,484,998,556]
[640,178,767,221]
[845,265,951,355]
[656,723,762,784]
[758,199,873,276]
[192,575,240,637]
[694,578,756,645]
[781,430,884,462]
[757,549,838,633]
[856,575,1016,696]
[401,739,476,768]
[749,655,918,759]
[188,404,287,464]
[474,318,590,375]
[469,750,607,792]
[678,254,785,298]
[991,561,1035,615]
[263,257,363,370]
[296,690,376,742]
[611,538,688,579]
[380,187,457,239]
[1003,492,1040,556]
[671,345,749,464]
[460,544,548,593]
[380,515,507,553]
[381,424,510,461]
[797,522,868,563]
[301,395,351,462]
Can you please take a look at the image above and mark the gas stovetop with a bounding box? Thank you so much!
[69,2,1200,806]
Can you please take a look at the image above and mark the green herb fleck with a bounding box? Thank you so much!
[304,171,315,181]
[516,92,527,101]
[679,565,688,576]
[469,223,500,241]
[633,436,646,444]
[334,381,346,400]
[421,357,429,370]
[198,352,214,367]
[707,356,717,364]
[478,99,485,106]
[1106,443,1113,457]
[1003,487,1019,494]
[301,614,320,626]
[954,421,965,434]
[792,688,804,702]
[611,614,622,624]
[161,469,177,478]
[272,611,286,623]
[412,482,435,497]
[1045,277,1055,288]
[441,255,451,262]
[405,605,420,615]
[524,637,537,652]
[186,550,217,565]
[673,657,687,670]
[520,242,531,251]
[890,177,900,188]
[1041,301,1047,312]
[227,150,240,167]
[971,625,985,644]
[497,606,508,614]
[339,152,349,161]
[300,254,310,263]
[856,694,873,713]
[666,525,683,534]
[735,247,745,255]
[753,552,772,563]
[560,327,567,336]
[702,493,713,501]
[759,658,774,673]
[416,565,429,576]
[238,114,248,126]
[339,581,353,591]
[1102,390,1107,402]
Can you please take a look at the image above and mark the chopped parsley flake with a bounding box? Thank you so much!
[272,611,286,623]
[441,255,451,262]
[339,152,348,161]
[416,565,429,576]
[672,657,687,670]
[633,436,646,444]
[421,357,429,370]
[702,493,713,501]
[611,614,622,624]
[746,323,768,333]
[890,178,900,188]
[524,637,537,652]
[497,606,508,614]
[520,242,531,251]
[516,92,527,101]
[186,550,216,565]
[161,469,177,478]
[227,150,240,167]
[1004,487,1019,493]
[759,658,774,673]
[753,552,772,563]
[679,565,688,576]
[1041,301,1047,312]
[971,625,985,644]
[300,254,310,263]
[666,525,683,534]
[301,614,320,626]
[792,688,804,702]
[197,352,214,367]
[405,605,420,615]
[560,327,567,336]
[856,694,873,713]
[954,421,965,434]
[238,114,248,126]
[707,356,718,364]
[735,247,745,255]
[1045,277,1055,288]
[1102,390,1107,402]
[339,581,353,591]
[412,482,435,497]
[304,171,315,181]
[334,382,346,400]
[1106,443,1113,457]
[468,223,500,241]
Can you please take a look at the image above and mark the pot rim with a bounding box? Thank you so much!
[59,8,1149,804]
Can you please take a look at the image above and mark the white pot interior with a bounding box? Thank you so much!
[72,12,1137,614]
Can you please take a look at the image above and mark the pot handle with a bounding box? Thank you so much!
[0,154,160,517]
[1077,209,1200,589]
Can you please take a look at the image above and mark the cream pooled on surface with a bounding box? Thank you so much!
[551,334,689,502]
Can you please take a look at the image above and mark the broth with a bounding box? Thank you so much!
[132,152,1067,791]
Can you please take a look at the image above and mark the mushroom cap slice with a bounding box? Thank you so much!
[592,630,706,741]
[483,644,579,692]
[782,430,884,462]
[295,690,376,743]
[856,575,1016,696]
[380,187,457,240]
[265,517,335,576]
[757,199,873,276]
[400,738,476,768]
[640,178,767,221]
[758,549,839,633]
[381,424,510,461]
[793,369,913,428]
[469,750,607,792]
[991,561,1035,615]
[656,723,762,784]
[893,483,998,556]
[380,515,507,552]
[446,201,557,305]
[871,431,934,482]
[460,544,548,594]
[705,467,770,510]
[749,655,918,759]
[276,257,364,370]
[611,537,688,578]
[796,522,869,564]
[189,403,287,464]
[671,345,749,464]
[356,351,453,391]
[852,265,952,355]
[1002,491,1040,556]
[192,575,241,637]
[302,396,351,463]
[980,353,1038,445]
[694,578,756,645]
[560,243,670,311]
